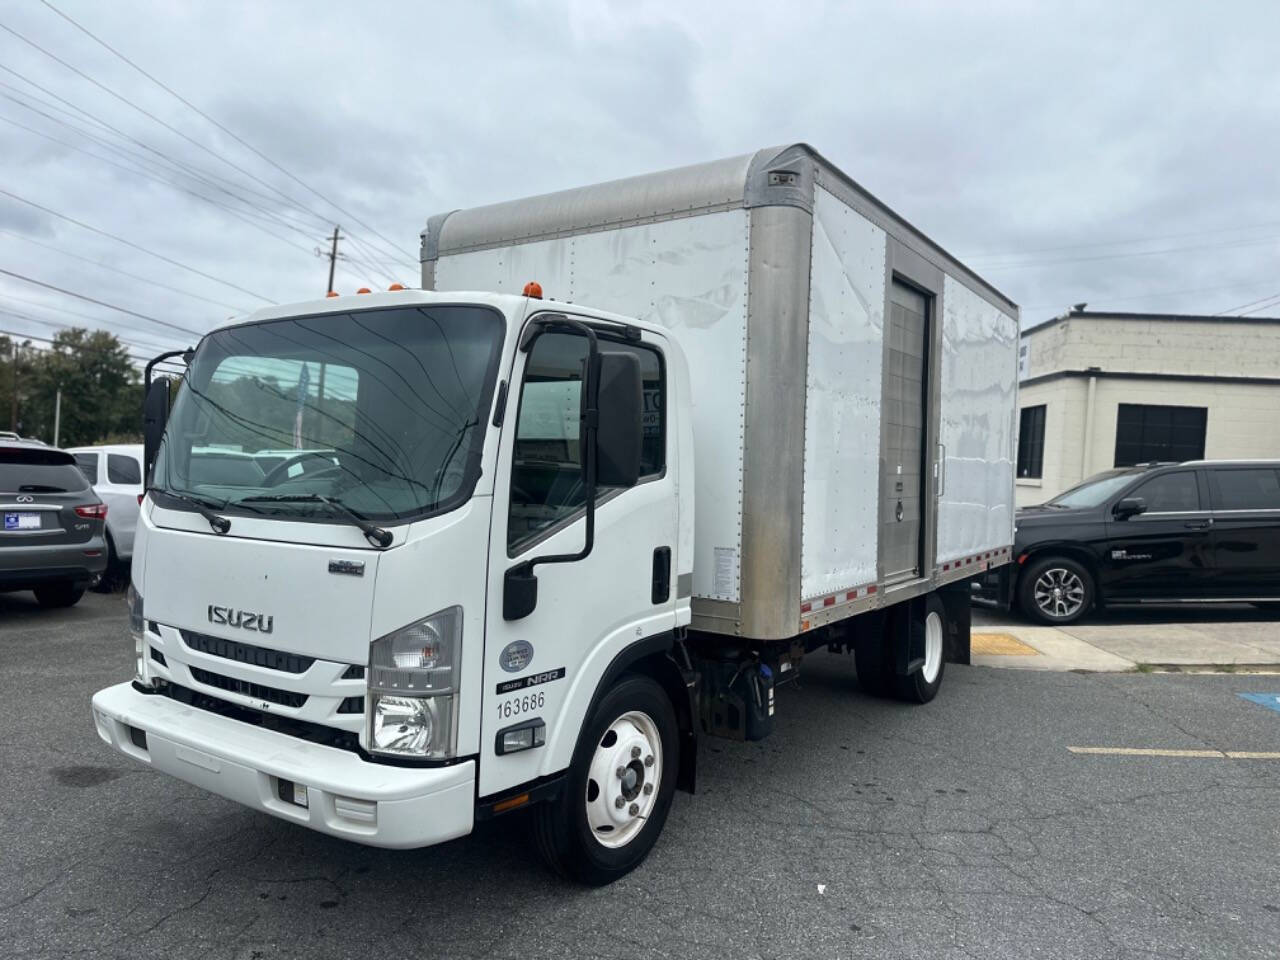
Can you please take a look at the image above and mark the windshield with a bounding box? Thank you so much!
[1046,469,1139,509]
[153,304,505,523]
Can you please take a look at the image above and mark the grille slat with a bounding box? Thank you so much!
[181,629,315,674]
[337,696,365,714]
[189,666,308,708]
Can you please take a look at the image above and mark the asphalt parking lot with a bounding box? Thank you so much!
[3,591,1280,960]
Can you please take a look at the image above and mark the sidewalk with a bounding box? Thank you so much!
[970,604,1280,672]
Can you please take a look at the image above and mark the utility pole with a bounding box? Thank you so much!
[53,388,61,448]
[326,226,341,293]
[9,341,17,433]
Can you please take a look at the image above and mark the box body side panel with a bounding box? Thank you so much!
[434,210,751,603]
[937,275,1018,563]
[801,185,886,600]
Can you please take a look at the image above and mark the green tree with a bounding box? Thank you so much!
[0,334,38,437]
[22,329,142,447]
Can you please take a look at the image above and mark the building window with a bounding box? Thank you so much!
[1017,405,1046,478]
[1114,404,1206,467]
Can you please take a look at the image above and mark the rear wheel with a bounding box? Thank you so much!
[533,673,678,885]
[1019,556,1093,625]
[34,581,85,608]
[894,595,947,704]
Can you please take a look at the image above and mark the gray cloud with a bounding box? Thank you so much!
[1,0,1277,360]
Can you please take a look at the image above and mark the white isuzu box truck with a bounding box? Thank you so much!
[92,144,1019,884]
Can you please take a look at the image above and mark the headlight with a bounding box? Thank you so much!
[367,606,461,759]
[128,583,147,685]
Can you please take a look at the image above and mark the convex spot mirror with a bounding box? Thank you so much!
[588,350,642,488]
[1113,496,1147,519]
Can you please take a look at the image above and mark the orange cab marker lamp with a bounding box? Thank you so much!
[325,291,339,298]
[388,283,405,291]
[492,792,530,814]
[356,287,371,295]
[523,281,543,299]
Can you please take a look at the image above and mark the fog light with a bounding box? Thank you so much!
[371,694,436,756]
[496,718,546,756]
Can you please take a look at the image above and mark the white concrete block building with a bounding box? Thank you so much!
[1014,309,1280,506]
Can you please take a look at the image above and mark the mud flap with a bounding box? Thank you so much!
[938,582,972,665]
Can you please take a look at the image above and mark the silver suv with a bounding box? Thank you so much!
[0,441,109,607]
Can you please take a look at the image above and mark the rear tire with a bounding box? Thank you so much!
[1018,556,1094,625]
[34,581,85,608]
[894,594,947,704]
[533,673,678,885]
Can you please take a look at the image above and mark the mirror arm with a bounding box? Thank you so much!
[144,347,193,392]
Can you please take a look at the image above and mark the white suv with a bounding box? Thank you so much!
[67,444,144,566]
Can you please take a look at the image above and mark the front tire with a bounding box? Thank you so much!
[1019,556,1093,625]
[533,673,678,885]
[34,581,85,608]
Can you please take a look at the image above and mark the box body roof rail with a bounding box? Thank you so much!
[421,143,1016,315]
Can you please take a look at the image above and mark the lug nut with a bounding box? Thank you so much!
[629,803,639,816]
[616,766,626,779]
[631,746,641,759]
[643,783,654,796]
[614,796,625,809]
[644,755,654,767]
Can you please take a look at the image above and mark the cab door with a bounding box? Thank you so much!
[1104,469,1212,600]
[479,321,679,799]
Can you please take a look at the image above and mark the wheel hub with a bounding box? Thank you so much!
[585,711,662,849]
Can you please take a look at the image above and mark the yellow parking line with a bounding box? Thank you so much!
[1068,746,1280,759]
[971,632,1039,656]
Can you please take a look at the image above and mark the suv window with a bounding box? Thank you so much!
[0,448,90,493]
[1128,471,1200,513]
[1210,468,1280,511]
[73,452,99,483]
[507,331,664,552]
[107,453,142,485]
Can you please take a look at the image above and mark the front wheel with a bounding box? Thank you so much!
[1019,556,1094,625]
[533,674,678,885]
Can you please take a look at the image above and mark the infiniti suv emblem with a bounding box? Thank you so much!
[16,495,33,503]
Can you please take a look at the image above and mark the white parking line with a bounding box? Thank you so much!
[1069,746,1280,759]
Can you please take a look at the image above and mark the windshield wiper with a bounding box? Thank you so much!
[236,493,392,548]
[147,486,232,535]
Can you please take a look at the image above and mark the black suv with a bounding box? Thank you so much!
[975,460,1280,624]
[1,441,109,607]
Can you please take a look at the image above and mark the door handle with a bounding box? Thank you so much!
[1183,519,1212,530]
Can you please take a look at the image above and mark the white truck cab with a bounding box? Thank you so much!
[94,145,1019,885]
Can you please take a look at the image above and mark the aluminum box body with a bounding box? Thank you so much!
[423,144,1019,640]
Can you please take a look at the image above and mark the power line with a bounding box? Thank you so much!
[0,101,317,248]
[38,0,418,268]
[979,233,1280,273]
[0,66,331,235]
[0,226,250,314]
[1214,291,1280,316]
[0,305,181,354]
[0,267,205,337]
[963,219,1280,262]
[0,188,274,302]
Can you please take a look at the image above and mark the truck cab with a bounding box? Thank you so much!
[93,288,695,883]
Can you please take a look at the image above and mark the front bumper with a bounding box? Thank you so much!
[92,682,475,849]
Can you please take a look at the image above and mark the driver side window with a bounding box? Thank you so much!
[508,333,589,552]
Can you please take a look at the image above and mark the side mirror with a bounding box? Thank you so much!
[503,562,538,621]
[143,376,172,478]
[591,350,643,488]
[1113,496,1146,519]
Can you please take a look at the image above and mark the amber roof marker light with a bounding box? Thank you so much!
[522,281,543,299]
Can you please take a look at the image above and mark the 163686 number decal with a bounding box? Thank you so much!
[498,691,544,720]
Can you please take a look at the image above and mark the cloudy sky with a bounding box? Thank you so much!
[1,0,1278,364]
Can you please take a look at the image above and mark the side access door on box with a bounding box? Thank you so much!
[478,319,680,799]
